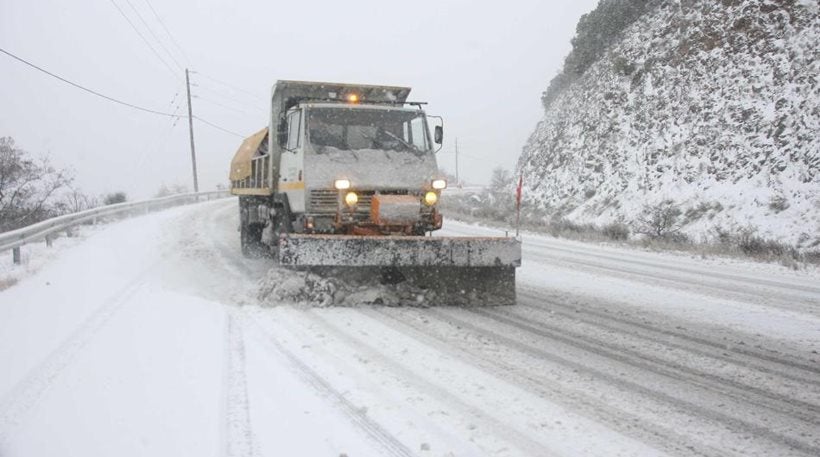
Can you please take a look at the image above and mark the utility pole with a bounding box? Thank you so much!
[454,137,460,188]
[185,68,199,192]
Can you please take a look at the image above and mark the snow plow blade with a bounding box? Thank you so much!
[278,235,521,305]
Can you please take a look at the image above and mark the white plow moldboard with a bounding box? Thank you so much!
[277,235,522,305]
[279,235,521,267]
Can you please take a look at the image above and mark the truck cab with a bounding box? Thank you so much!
[282,101,444,236]
[230,81,447,251]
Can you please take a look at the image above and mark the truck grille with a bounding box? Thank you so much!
[354,192,373,219]
[309,189,419,221]
[309,189,338,213]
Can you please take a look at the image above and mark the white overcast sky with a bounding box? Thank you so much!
[1,0,598,198]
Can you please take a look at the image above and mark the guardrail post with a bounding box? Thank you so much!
[46,235,53,247]
[12,247,21,265]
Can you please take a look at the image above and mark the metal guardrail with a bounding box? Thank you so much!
[1,191,233,264]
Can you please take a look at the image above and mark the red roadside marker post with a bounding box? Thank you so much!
[515,173,523,238]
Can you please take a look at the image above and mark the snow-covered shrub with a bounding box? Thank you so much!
[103,192,127,205]
[634,200,683,238]
[602,221,630,240]
[768,195,790,212]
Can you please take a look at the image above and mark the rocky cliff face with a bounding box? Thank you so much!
[518,0,819,247]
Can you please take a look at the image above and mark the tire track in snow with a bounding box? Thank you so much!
[526,240,820,296]
[187,202,259,457]
[223,311,256,457]
[0,278,146,446]
[244,314,416,457]
[476,306,820,426]
[366,307,718,457]
[517,288,820,385]
[427,307,820,457]
[299,310,558,457]
[524,243,819,313]
[197,202,415,457]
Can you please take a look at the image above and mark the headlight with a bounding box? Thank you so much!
[424,191,438,206]
[432,179,447,190]
[345,191,358,206]
[334,179,351,190]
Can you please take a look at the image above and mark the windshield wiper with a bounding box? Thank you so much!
[383,130,416,152]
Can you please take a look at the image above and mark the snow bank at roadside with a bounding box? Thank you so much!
[0,225,100,291]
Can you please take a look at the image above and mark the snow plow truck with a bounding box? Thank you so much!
[229,80,521,304]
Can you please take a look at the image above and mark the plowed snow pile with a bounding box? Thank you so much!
[257,267,438,307]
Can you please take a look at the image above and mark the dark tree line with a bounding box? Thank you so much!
[542,0,653,109]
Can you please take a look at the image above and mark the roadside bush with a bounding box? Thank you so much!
[768,195,790,212]
[634,200,683,238]
[155,183,190,198]
[736,228,793,258]
[708,226,804,267]
[547,217,600,239]
[602,221,630,241]
[103,192,127,205]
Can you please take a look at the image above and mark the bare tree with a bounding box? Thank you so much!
[474,166,515,222]
[634,200,683,238]
[57,187,96,214]
[0,137,73,232]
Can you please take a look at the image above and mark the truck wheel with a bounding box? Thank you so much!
[267,203,290,263]
[240,223,264,257]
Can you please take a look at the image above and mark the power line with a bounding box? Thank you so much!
[193,116,244,138]
[193,71,260,99]
[107,0,178,77]
[142,0,190,66]
[194,84,267,112]
[122,0,184,72]
[193,94,259,116]
[0,47,241,138]
[170,104,183,126]
[0,47,179,117]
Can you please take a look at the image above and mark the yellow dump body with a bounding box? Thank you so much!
[230,127,271,196]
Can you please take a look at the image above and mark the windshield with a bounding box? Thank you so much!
[307,107,430,153]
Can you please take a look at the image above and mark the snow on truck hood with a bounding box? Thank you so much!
[304,146,438,190]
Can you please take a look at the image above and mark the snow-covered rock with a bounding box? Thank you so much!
[518,0,819,247]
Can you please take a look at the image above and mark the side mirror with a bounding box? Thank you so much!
[434,125,443,145]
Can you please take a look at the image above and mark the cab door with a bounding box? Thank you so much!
[279,108,306,213]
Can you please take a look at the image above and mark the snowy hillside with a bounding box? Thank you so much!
[518,0,820,247]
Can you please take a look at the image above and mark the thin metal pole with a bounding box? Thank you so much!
[515,207,521,238]
[185,68,199,192]
[515,173,522,238]
[455,137,459,187]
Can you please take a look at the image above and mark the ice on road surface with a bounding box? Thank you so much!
[1,198,819,457]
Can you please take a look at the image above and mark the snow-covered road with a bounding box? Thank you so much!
[1,198,818,457]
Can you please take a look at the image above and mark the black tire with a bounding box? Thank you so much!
[240,222,264,257]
